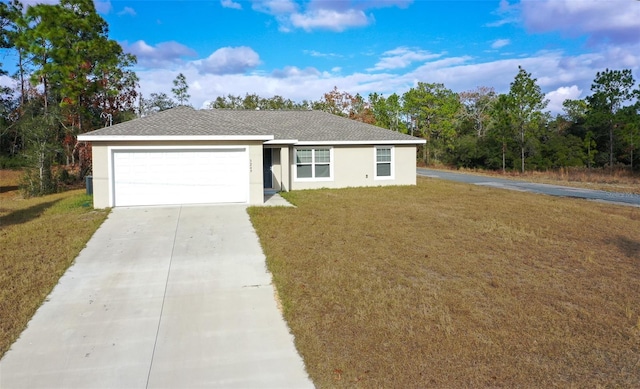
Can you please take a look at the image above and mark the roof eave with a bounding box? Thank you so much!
[264,139,299,145]
[294,139,426,146]
[77,135,275,142]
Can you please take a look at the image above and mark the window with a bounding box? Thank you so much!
[295,148,332,180]
[375,146,394,179]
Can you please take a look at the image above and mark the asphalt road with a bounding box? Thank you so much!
[418,168,640,207]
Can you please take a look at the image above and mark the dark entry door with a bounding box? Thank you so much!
[263,149,273,189]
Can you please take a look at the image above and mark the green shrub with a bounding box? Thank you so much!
[19,168,59,197]
[56,168,78,185]
[0,154,27,169]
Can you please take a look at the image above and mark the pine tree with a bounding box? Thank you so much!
[171,73,191,106]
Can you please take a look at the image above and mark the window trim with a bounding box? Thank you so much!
[374,146,394,180]
[294,147,334,181]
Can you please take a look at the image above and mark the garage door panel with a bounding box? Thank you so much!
[113,149,248,206]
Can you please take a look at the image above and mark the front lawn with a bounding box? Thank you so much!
[0,170,109,358]
[249,178,640,388]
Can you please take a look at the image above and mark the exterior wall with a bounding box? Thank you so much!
[89,140,264,208]
[268,147,282,191]
[247,143,263,204]
[394,145,418,185]
[89,140,418,208]
[280,147,290,192]
[91,143,110,209]
[289,145,417,191]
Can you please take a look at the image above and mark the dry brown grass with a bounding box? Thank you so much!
[249,178,640,388]
[0,169,21,193]
[0,170,109,358]
[453,166,640,194]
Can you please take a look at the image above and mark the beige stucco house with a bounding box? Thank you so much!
[77,106,426,208]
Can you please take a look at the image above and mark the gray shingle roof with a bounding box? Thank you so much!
[80,106,424,143]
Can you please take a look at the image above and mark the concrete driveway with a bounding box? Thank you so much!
[0,205,313,388]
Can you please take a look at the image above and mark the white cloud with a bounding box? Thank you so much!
[486,0,520,27]
[252,0,298,15]
[546,85,582,114]
[134,38,640,115]
[118,6,136,16]
[521,0,640,45]
[303,50,341,58]
[221,0,242,10]
[19,0,58,6]
[290,9,371,32]
[94,0,112,14]
[364,0,413,10]
[136,64,392,110]
[122,40,198,68]
[369,47,442,71]
[11,0,113,13]
[252,0,411,32]
[414,55,552,93]
[491,39,511,49]
[400,47,640,114]
[194,47,261,75]
[271,66,321,79]
[0,74,16,90]
[599,45,640,68]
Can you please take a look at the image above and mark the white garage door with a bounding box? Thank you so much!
[113,148,248,206]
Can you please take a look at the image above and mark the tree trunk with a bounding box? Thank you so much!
[18,48,26,108]
[425,134,431,165]
[425,118,431,165]
[43,77,48,114]
[42,51,48,114]
[609,123,614,170]
[11,131,19,156]
[521,125,525,173]
[502,142,506,173]
[38,148,44,193]
[423,143,427,165]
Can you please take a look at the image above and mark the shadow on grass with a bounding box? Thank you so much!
[614,236,640,259]
[0,199,61,228]
[0,185,19,193]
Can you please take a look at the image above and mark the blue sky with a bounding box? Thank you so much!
[9,0,640,113]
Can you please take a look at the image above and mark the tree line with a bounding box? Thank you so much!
[1,1,639,197]
[208,68,639,174]
[0,0,189,195]
[0,0,138,195]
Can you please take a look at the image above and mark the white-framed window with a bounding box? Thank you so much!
[295,147,333,181]
[375,146,394,179]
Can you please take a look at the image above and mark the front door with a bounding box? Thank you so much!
[263,149,273,189]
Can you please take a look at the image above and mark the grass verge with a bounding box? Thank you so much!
[0,170,109,358]
[249,178,640,388]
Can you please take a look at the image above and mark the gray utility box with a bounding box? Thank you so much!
[85,175,93,195]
